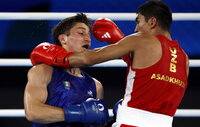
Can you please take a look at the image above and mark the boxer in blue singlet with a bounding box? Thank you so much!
[24,13,109,127]
[33,66,99,127]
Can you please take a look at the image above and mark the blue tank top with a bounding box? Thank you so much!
[33,67,97,127]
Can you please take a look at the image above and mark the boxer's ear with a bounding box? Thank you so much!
[147,17,157,29]
[58,34,68,45]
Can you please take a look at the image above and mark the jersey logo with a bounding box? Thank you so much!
[101,32,111,39]
[63,81,70,90]
[87,90,93,97]
[169,47,177,73]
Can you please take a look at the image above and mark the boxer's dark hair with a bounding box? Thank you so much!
[137,0,172,31]
[52,13,92,46]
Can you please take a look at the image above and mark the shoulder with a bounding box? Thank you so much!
[28,64,53,83]
[128,32,156,42]
[93,78,102,87]
[125,33,159,48]
[92,78,104,99]
[29,64,53,75]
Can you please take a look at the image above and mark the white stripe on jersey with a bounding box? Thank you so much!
[122,67,136,106]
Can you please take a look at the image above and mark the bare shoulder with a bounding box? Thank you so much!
[136,33,160,45]
[128,33,155,42]
[93,78,103,91]
[122,33,155,50]
[92,78,104,99]
[28,64,53,84]
[93,78,102,87]
[29,64,52,75]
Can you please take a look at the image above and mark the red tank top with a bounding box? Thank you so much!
[122,34,188,116]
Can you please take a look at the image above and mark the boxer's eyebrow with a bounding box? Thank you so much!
[77,27,86,30]
[76,27,90,34]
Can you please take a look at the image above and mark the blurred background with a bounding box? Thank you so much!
[0,0,199,126]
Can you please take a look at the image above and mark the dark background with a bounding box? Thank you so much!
[0,0,199,127]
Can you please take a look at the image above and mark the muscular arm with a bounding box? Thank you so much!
[24,64,65,124]
[69,34,138,67]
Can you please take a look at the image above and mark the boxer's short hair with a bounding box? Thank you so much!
[137,0,172,32]
[52,13,92,46]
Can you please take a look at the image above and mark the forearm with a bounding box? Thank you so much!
[68,50,97,67]
[25,103,65,124]
[69,50,106,67]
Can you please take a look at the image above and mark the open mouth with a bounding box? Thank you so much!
[82,44,89,49]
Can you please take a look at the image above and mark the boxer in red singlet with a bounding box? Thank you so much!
[69,1,189,127]
[31,1,189,127]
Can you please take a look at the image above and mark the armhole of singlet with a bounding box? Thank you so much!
[84,72,97,98]
[47,66,56,88]
[93,78,97,99]
[181,47,188,78]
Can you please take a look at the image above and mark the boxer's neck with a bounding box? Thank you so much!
[66,68,83,77]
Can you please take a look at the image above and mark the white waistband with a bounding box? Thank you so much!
[115,105,173,127]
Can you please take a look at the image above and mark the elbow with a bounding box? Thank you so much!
[25,109,36,122]
[25,108,40,122]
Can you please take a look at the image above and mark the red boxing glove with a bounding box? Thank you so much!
[30,42,73,67]
[92,18,130,64]
[92,18,125,44]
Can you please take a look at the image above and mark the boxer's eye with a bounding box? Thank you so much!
[82,44,89,49]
